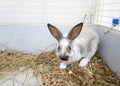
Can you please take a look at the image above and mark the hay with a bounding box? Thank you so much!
[0,49,120,86]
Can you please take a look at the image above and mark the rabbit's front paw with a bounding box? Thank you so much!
[79,58,90,67]
[60,62,67,69]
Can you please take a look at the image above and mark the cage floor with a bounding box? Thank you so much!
[0,50,120,86]
[0,69,42,86]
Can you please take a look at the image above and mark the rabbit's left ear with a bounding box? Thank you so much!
[67,23,83,40]
[47,23,63,41]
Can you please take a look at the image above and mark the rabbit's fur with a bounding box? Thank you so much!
[47,23,99,69]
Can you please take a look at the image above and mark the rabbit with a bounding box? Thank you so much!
[47,22,99,69]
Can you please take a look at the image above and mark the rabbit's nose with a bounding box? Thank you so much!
[59,55,69,61]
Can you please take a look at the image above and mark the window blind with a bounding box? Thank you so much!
[94,0,120,30]
[0,0,96,26]
[0,0,42,26]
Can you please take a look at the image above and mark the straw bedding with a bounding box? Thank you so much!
[0,49,120,86]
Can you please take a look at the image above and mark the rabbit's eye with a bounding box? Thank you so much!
[57,46,61,51]
[67,45,71,52]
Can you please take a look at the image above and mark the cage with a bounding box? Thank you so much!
[0,0,120,86]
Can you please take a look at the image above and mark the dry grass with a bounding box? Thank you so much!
[0,49,120,86]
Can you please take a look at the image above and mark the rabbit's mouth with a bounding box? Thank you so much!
[59,55,69,61]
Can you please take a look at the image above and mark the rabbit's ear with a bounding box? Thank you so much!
[47,23,63,41]
[67,23,83,40]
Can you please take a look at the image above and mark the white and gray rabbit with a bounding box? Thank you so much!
[47,22,99,69]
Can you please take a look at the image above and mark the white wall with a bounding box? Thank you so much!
[93,26,120,76]
[0,26,53,52]
[0,25,74,52]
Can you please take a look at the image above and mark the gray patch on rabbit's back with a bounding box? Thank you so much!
[79,45,85,54]
[87,37,97,52]
[79,37,97,54]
